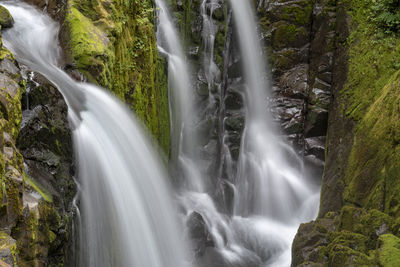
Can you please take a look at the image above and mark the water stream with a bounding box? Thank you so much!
[2,2,190,267]
[2,0,320,266]
[156,0,320,266]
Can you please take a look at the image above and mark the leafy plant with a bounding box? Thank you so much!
[371,0,400,33]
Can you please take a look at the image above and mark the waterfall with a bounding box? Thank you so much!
[230,0,316,221]
[157,0,320,266]
[228,0,320,265]
[156,0,206,193]
[2,2,190,267]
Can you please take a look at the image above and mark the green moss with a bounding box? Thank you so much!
[64,0,170,154]
[24,175,53,203]
[272,22,308,50]
[343,71,400,213]
[64,2,112,84]
[0,5,14,29]
[317,1,400,264]
[378,234,400,267]
[341,0,400,121]
[282,2,314,26]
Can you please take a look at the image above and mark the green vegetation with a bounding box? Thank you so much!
[64,0,170,153]
[370,0,400,33]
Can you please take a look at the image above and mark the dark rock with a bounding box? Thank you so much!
[225,88,243,110]
[187,211,214,257]
[18,72,75,211]
[304,107,328,137]
[279,64,309,99]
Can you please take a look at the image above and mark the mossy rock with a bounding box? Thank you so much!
[378,234,400,267]
[271,21,309,50]
[0,6,14,29]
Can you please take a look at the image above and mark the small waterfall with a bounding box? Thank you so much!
[230,0,319,265]
[3,2,190,267]
[156,0,205,192]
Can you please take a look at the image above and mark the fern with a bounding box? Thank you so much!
[371,0,400,33]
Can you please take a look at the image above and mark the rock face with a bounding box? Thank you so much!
[28,0,171,153]
[258,0,336,180]
[292,0,400,266]
[0,8,74,266]
[171,0,334,210]
[172,0,400,266]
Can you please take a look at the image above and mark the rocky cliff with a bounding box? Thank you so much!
[1,0,400,266]
[292,0,400,266]
[172,0,400,265]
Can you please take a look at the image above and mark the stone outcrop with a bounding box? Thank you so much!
[292,0,400,266]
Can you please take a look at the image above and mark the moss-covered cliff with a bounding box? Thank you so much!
[292,0,400,266]
[60,0,170,152]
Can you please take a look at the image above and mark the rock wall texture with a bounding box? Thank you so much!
[292,0,400,266]
[0,9,75,266]
[172,0,400,266]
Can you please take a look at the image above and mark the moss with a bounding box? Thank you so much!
[271,22,309,50]
[271,49,297,72]
[64,0,170,154]
[282,1,314,26]
[24,175,53,203]
[0,5,14,29]
[343,70,400,213]
[341,0,400,121]
[312,1,400,264]
[64,2,112,85]
[378,234,400,267]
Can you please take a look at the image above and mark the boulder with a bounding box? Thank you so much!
[0,6,13,29]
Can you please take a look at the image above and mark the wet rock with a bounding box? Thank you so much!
[187,211,214,257]
[304,107,328,137]
[18,72,74,210]
[227,60,242,78]
[225,88,243,110]
[304,137,325,160]
[0,58,19,76]
[279,64,309,99]
[224,115,244,132]
[0,6,14,29]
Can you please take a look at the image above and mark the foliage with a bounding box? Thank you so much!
[370,0,400,33]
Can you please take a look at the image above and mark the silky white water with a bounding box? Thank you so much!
[157,0,320,266]
[2,2,190,267]
[230,0,320,265]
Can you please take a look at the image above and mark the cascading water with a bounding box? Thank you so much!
[231,0,314,220]
[157,0,320,266]
[2,1,190,267]
[155,0,206,193]
[228,0,320,265]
